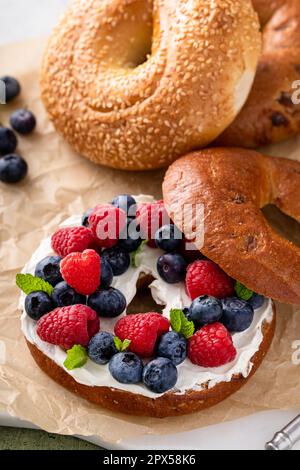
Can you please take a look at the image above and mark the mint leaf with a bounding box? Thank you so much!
[114,336,131,352]
[170,309,195,339]
[170,309,182,333]
[235,281,253,301]
[16,273,54,296]
[64,345,87,371]
[131,240,148,268]
[121,339,131,352]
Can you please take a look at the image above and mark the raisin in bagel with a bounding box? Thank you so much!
[40,0,261,170]
[217,0,300,147]
[163,147,300,305]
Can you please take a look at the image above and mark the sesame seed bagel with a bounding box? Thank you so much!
[216,0,300,147]
[163,148,300,305]
[25,306,275,418]
[40,0,261,170]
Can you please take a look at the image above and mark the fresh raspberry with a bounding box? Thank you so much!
[186,260,234,300]
[51,226,94,258]
[136,200,169,247]
[114,312,170,358]
[60,249,101,295]
[188,323,237,368]
[88,204,127,249]
[37,305,100,350]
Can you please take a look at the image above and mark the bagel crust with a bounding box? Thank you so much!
[25,308,275,418]
[40,0,261,170]
[217,0,300,147]
[163,148,300,305]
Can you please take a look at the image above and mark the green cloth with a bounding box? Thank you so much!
[0,426,103,450]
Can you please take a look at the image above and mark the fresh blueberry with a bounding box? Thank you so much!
[112,194,137,218]
[88,288,126,318]
[221,297,254,332]
[189,295,223,326]
[35,256,63,287]
[157,253,187,284]
[100,257,114,288]
[25,291,53,321]
[102,246,130,276]
[81,207,93,227]
[109,352,143,384]
[248,293,265,310]
[0,128,17,155]
[52,281,86,307]
[10,109,36,135]
[0,154,27,184]
[118,219,142,253]
[156,332,187,365]
[143,357,178,393]
[155,224,182,252]
[0,76,21,102]
[88,332,117,365]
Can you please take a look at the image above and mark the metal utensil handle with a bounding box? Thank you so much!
[266,414,300,450]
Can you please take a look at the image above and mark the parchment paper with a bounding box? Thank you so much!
[0,38,300,444]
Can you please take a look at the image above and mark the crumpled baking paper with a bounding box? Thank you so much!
[0,38,300,444]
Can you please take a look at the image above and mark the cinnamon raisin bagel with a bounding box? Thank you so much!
[40,0,261,170]
[217,0,300,147]
[163,148,300,305]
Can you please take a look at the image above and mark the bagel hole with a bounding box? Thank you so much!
[263,205,300,247]
[128,10,153,69]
